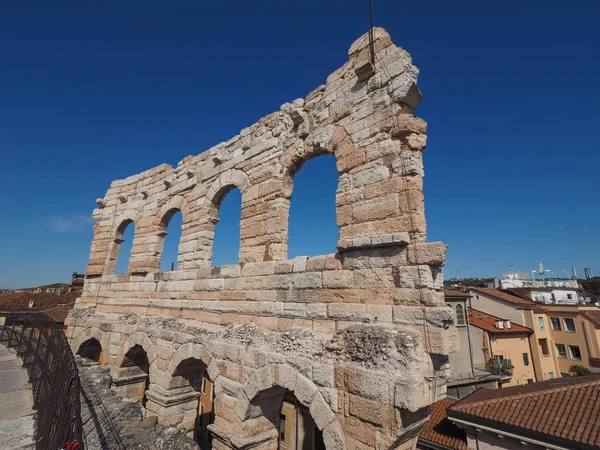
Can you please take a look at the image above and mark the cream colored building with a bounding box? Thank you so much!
[468,308,535,387]
[469,288,600,381]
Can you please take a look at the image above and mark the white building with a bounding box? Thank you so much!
[499,272,582,305]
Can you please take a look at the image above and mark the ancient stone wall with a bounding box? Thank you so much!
[67,28,458,450]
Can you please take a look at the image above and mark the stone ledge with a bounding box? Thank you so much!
[145,389,200,408]
[337,233,410,251]
[208,424,277,450]
[112,373,148,387]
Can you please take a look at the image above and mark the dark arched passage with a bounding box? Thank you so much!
[77,338,103,363]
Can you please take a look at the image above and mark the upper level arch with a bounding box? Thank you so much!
[279,126,361,179]
[196,169,253,266]
[105,209,141,275]
[155,195,191,272]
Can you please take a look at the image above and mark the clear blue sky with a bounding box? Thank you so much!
[1,1,598,288]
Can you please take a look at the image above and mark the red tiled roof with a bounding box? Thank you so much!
[444,290,470,298]
[419,397,467,450]
[581,310,600,329]
[468,308,533,335]
[470,288,537,307]
[448,375,600,449]
[0,292,79,323]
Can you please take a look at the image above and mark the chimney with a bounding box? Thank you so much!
[504,320,511,329]
[28,301,34,309]
[495,320,504,329]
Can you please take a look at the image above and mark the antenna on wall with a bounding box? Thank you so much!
[368,0,375,65]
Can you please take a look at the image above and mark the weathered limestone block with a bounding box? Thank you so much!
[407,242,448,267]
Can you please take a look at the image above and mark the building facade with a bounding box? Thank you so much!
[66,29,457,450]
[444,291,499,399]
[469,288,600,380]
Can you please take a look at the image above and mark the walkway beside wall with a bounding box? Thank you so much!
[0,344,35,449]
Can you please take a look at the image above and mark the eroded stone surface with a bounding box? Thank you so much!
[67,28,456,450]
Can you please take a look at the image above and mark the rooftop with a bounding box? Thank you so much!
[468,308,533,335]
[444,289,470,299]
[448,374,600,449]
[0,292,79,323]
[470,288,537,308]
[580,310,600,329]
[418,397,467,450]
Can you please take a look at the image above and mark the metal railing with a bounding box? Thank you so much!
[0,311,83,450]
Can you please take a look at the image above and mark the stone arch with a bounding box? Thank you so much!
[73,327,109,363]
[77,338,103,363]
[274,127,354,261]
[112,332,157,406]
[279,126,360,177]
[196,169,253,266]
[157,195,191,227]
[105,209,141,274]
[154,195,191,271]
[166,342,214,378]
[115,331,157,374]
[236,364,346,450]
[205,169,252,205]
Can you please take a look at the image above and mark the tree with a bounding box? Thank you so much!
[569,364,592,377]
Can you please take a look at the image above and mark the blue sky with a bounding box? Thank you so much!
[1,1,598,288]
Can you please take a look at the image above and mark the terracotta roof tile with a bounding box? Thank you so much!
[444,290,470,298]
[418,397,467,450]
[448,375,600,449]
[470,288,537,307]
[0,292,79,323]
[468,308,533,335]
[581,310,600,328]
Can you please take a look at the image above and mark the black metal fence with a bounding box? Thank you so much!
[0,311,83,450]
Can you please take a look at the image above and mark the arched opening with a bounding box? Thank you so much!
[120,344,150,406]
[113,220,135,274]
[211,187,242,267]
[288,154,339,258]
[169,358,213,448]
[77,338,103,363]
[159,209,183,272]
[250,388,325,450]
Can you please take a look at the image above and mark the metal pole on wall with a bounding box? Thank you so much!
[368,0,375,65]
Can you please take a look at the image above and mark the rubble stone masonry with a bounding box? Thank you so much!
[66,28,458,450]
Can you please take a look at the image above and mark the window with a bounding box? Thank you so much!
[563,318,576,332]
[114,220,135,274]
[555,343,567,358]
[550,317,561,331]
[279,413,286,441]
[567,294,573,300]
[455,304,466,326]
[520,337,526,343]
[548,372,555,379]
[523,353,529,366]
[159,209,182,272]
[212,187,242,267]
[288,154,339,258]
[490,336,496,344]
[539,338,550,357]
[527,379,534,384]
[569,345,582,360]
[538,317,546,331]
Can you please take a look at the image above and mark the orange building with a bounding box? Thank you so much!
[468,308,536,387]
[469,288,600,380]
